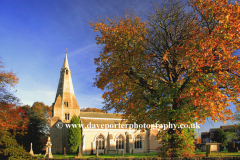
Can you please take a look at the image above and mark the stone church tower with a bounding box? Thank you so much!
[50,51,80,153]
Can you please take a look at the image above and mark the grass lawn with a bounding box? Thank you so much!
[36,152,158,159]
[36,150,240,159]
[195,149,240,157]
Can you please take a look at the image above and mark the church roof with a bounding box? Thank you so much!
[80,112,123,119]
[80,112,128,129]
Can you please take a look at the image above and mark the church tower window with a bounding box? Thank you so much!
[66,69,68,75]
[96,135,104,150]
[64,102,69,107]
[65,113,69,120]
[116,135,124,149]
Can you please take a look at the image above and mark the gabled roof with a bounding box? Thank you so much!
[220,125,238,131]
[80,112,127,129]
[80,112,123,119]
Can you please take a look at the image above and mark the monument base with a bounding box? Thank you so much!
[44,154,53,159]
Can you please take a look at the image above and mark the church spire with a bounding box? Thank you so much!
[62,48,69,69]
[51,49,80,120]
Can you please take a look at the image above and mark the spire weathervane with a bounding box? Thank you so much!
[66,48,68,53]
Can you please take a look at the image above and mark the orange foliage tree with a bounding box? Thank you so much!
[90,0,240,157]
[80,107,105,113]
[0,61,28,132]
[0,60,35,159]
[16,102,52,153]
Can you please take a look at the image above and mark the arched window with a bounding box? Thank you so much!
[116,135,124,149]
[135,135,142,149]
[66,69,68,75]
[96,135,104,150]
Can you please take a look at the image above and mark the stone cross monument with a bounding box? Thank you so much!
[44,137,53,159]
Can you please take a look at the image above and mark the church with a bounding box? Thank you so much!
[50,51,161,154]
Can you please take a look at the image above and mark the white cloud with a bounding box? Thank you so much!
[71,43,98,56]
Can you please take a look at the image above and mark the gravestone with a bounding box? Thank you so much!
[64,147,66,156]
[90,142,94,155]
[206,145,210,157]
[44,137,53,159]
[96,145,99,157]
[29,143,34,155]
[121,151,124,156]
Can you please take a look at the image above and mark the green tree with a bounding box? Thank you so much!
[67,115,82,153]
[212,128,227,146]
[225,131,238,142]
[233,110,240,131]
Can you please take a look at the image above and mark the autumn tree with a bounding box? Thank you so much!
[15,102,52,153]
[0,60,34,159]
[80,107,105,113]
[90,0,240,157]
[0,61,28,132]
[30,102,52,134]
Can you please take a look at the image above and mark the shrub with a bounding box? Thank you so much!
[0,130,36,160]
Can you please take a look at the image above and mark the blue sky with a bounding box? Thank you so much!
[0,0,238,137]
